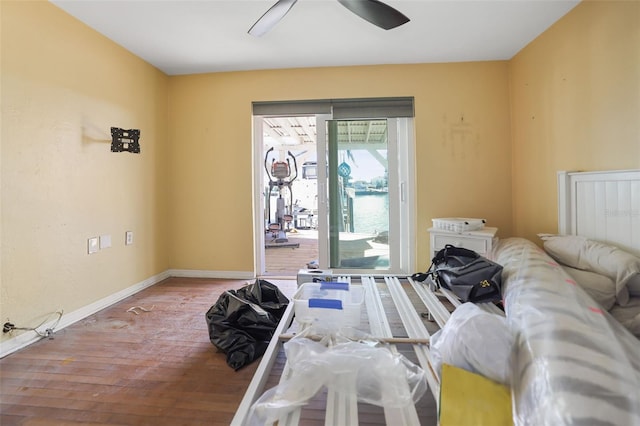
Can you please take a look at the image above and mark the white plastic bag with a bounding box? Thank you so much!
[430,302,513,385]
[247,331,428,425]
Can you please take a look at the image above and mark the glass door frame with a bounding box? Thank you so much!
[316,115,415,276]
[253,114,416,277]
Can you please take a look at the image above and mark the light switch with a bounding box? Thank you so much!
[125,231,133,245]
[88,237,99,254]
[100,234,112,249]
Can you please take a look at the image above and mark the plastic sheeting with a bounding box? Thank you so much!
[205,279,289,370]
[430,302,513,386]
[494,238,640,426]
[247,329,428,425]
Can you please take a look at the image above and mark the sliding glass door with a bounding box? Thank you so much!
[317,117,414,275]
[253,98,415,276]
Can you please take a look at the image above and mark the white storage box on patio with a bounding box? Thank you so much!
[293,282,364,327]
[432,217,486,233]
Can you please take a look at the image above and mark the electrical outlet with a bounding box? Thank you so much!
[100,234,112,249]
[125,231,133,245]
[88,237,99,254]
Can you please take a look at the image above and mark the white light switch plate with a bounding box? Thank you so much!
[125,231,133,245]
[100,234,111,249]
[88,237,99,254]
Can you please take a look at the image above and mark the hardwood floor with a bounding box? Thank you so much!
[0,277,298,426]
[1,276,439,425]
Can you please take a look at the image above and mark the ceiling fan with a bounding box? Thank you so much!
[248,0,410,37]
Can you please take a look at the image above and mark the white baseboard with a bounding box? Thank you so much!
[168,269,255,280]
[0,269,259,358]
[0,270,170,359]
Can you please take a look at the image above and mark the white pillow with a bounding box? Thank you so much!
[539,234,640,306]
[560,265,616,310]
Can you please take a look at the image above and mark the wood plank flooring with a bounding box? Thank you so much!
[1,276,440,425]
[264,229,319,277]
[0,277,297,426]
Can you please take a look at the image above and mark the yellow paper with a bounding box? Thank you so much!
[439,364,513,426]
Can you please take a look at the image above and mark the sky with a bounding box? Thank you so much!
[344,150,387,181]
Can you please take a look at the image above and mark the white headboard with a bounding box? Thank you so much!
[558,169,640,256]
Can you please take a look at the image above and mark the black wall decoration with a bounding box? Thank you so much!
[110,127,141,153]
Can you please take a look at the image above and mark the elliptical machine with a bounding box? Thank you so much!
[264,147,298,243]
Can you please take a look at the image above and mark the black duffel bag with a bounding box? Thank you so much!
[413,244,503,303]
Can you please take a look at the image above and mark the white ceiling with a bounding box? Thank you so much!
[50,0,580,76]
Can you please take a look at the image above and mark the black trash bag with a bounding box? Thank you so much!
[205,279,289,370]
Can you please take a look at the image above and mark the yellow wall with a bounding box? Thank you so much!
[509,0,640,242]
[168,63,513,272]
[1,1,170,341]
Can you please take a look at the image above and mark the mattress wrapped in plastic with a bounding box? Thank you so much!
[493,238,640,426]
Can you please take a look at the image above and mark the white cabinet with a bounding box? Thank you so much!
[428,226,498,257]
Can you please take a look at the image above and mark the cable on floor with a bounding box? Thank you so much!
[3,310,64,339]
[126,305,155,315]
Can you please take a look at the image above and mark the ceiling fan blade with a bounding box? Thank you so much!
[248,0,299,37]
[337,0,410,30]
